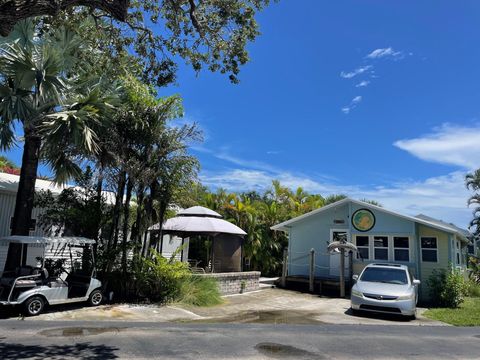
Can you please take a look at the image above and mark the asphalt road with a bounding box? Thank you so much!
[0,320,479,359]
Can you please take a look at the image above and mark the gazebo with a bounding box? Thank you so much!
[148,206,247,273]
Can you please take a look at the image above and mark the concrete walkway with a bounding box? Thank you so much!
[29,288,445,326]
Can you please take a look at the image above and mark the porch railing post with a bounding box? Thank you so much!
[281,248,288,288]
[309,248,315,292]
[340,248,345,298]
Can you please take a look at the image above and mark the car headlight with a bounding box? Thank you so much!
[397,293,414,300]
[351,289,363,297]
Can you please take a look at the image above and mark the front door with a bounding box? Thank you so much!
[329,230,349,277]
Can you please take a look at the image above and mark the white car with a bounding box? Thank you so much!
[350,263,420,319]
[0,236,103,316]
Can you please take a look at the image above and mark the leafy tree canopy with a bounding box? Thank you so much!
[19,0,274,87]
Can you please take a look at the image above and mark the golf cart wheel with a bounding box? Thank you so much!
[88,289,103,306]
[24,296,45,316]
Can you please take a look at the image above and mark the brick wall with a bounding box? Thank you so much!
[195,271,260,295]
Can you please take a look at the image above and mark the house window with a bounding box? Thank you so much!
[394,236,410,262]
[355,235,369,260]
[421,237,438,262]
[374,236,389,260]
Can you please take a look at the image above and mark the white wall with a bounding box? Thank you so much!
[161,235,188,262]
[0,191,50,238]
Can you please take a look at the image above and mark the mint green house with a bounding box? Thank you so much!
[272,198,471,301]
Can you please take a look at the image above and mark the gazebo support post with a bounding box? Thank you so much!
[211,235,215,273]
[340,248,345,298]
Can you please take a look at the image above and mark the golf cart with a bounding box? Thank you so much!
[0,236,103,316]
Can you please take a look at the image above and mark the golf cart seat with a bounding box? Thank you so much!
[0,266,34,286]
[0,267,48,287]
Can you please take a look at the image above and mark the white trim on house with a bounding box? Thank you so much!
[271,198,468,242]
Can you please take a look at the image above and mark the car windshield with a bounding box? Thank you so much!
[360,267,408,285]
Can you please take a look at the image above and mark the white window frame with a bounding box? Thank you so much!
[373,235,389,261]
[393,236,410,262]
[354,235,370,260]
[421,236,438,263]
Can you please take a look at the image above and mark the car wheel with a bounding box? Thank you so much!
[88,289,103,306]
[24,296,45,316]
[351,308,360,316]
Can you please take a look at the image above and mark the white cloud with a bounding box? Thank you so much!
[341,96,362,114]
[394,124,480,169]
[199,166,471,228]
[340,65,373,79]
[355,80,370,87]
[352,96,362,103]
[366,47,403,59]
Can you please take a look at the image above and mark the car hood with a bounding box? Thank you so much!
[355,281,412,296]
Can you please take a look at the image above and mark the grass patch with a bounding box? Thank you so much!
[424,297,480,326]
[177,276,223,307]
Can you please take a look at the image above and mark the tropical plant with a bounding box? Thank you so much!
[0,19,118,235]
[177,276,222,307]
[466,170,480,241]
[0,155,20,174]
[134,249,191,303]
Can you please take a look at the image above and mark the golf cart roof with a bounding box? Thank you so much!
[0,236,96,246]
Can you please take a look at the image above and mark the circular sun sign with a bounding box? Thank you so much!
[352,208,375,232]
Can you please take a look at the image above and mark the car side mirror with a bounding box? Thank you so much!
[413,279,421,285]
[352,274,359,281]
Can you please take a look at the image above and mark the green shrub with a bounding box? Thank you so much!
[134,250,190,303]
[177,276,223,307]
[428,267,469,308]
[467,280,480,297]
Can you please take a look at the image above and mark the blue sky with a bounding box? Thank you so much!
[165,0,480,227]
[3,1,480,227]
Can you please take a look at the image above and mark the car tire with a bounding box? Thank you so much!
[351,308,360,316]
[24,296,45,316]
[88,289,103,306]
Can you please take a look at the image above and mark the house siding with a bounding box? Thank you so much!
[288,203,349,277]
[417,224,450,300]
[282,199,469,303]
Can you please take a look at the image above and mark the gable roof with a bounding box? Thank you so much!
[271,198,470,241]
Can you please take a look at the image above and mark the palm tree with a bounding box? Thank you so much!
[0,19,117,235]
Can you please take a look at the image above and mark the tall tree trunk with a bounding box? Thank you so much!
[103,169,126,276]
[132,185,145,260]
[121,178,133,274]
[93,165,104,240]
[141,183,156,258]
[11,132,41,236]
[109,169,126,250]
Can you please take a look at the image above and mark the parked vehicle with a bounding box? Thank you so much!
[350,263,420,319]
[0,236,102,316]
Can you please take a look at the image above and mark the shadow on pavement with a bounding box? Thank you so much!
[0,342,119,359]
[0,302,92,320]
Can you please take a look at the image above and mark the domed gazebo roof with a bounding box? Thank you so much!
[149,206,246,236]
[177,206,222,218]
